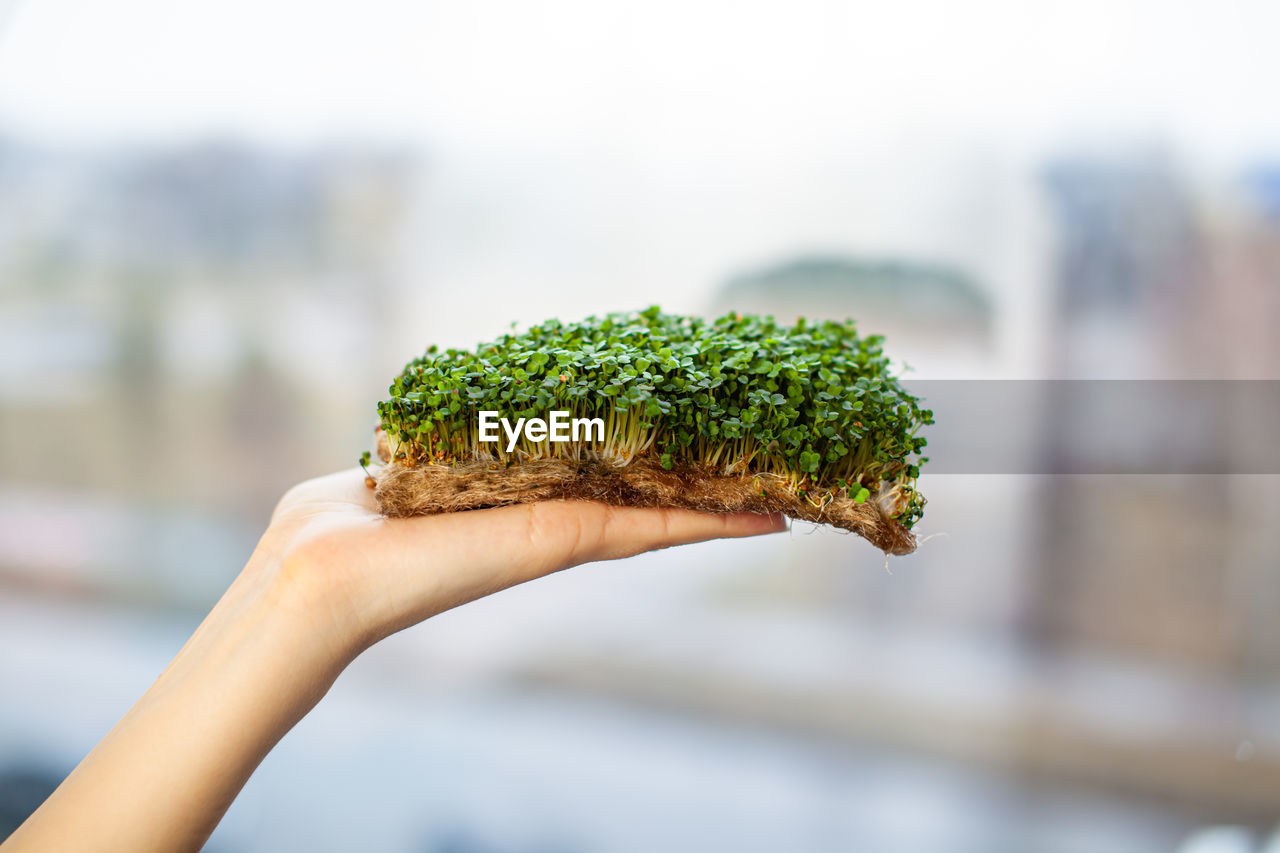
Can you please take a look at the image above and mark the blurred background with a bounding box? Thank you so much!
[2,1,1279,850]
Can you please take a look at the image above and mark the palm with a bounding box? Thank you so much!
[256,468,785,648]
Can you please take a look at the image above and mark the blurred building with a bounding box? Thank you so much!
[0,136,418,598]
[1031,150,1280,670]
[2,134,1279,850]
[717,255,994,366]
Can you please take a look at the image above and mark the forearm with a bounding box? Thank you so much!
[1,470,784,852]
[2,551,355,853]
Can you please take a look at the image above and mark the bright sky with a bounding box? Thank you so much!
[1,0,1278,163]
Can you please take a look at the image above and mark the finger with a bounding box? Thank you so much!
[367,501,784,612]
[483,500,787,576]
[571,504,789,566]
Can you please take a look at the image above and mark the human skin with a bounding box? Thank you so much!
[1,468,786,853]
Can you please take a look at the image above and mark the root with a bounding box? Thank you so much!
[372,455,917,556]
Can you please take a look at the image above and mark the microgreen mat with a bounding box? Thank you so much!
[370,306,932,529]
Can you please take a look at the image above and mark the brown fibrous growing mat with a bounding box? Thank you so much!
[372,446,917,556]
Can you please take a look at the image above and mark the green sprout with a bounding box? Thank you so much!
[372,307,932,529]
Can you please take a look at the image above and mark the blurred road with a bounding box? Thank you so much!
[0,585,1205,853]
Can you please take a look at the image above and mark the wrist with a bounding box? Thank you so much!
[244,532,379,670]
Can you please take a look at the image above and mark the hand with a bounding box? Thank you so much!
[2,469,785,853]
[257,467,788,658]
